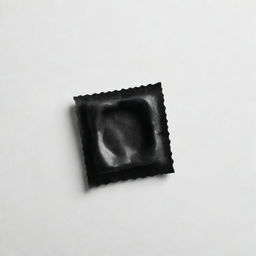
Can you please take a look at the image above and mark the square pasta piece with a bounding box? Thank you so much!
[74,82,174,186]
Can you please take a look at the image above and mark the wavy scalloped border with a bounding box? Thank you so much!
[157,83,174,173]
[73,82,161,103]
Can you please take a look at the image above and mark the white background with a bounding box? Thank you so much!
[0,0,255,255]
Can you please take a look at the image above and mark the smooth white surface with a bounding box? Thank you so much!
[0,0,256,255]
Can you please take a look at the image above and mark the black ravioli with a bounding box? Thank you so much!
[74,82,174,186]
